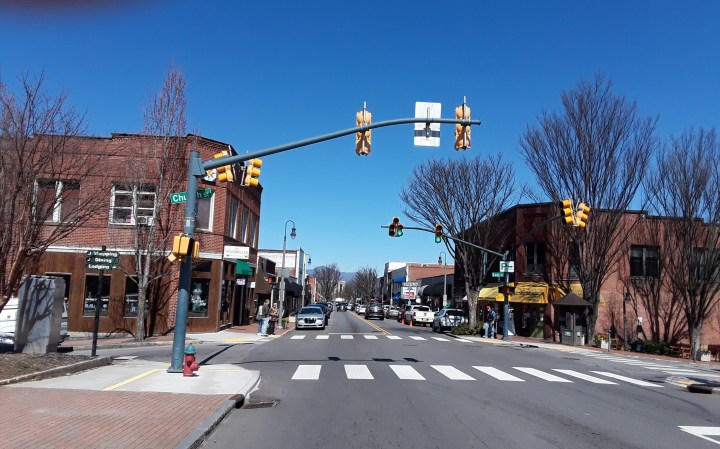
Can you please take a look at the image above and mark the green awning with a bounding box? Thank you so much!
[236,260,252,276]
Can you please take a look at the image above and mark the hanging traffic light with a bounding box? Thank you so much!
[454,101,471,150]
[355,104,372,156]
[214,151,236,183]
[389,216,403,237]
[434,224,443,243]
[243,158,262,187]
[560,198,575,225]
[575,203,591,228]
[396,222,404,237]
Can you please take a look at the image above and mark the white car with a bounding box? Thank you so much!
[356,304,367,314]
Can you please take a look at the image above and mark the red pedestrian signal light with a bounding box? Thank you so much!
[434,224,443,243]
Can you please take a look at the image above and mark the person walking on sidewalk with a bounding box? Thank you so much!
[268,303,279,335]
[257,299,270,336]
[484,304,496,338]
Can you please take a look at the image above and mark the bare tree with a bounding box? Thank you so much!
[400,154,520,326]
[108,66,188,339]
[315,263,342,302]
[519,74,657,341]
[645,128,720,359]
[0,72,107,314]
[342,279,357,303]
[353,266,378,302]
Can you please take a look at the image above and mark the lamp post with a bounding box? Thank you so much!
[623,289,632,351]
[278,220,296,329]
[438,252,447,309]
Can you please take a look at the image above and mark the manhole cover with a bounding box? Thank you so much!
[243,400,279,409]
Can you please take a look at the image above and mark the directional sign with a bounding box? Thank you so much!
[169,188,214,205]
[402,281,420,288]
[86,250,119,270]
[499,261,515,273]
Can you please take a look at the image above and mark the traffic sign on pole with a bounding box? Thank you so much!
[86,250,119,270]
[499,261,515,273]
[170,188,214,205]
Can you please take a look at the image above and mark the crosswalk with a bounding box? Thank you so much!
[288,334,464,342]
[290,363,664,388]
[559,347,707,376]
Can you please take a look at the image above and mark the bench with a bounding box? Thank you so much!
[670,345,691,359]
[708,344,720,362]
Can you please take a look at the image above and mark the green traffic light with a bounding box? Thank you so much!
[397,227,403,237]
[435,236,442,243]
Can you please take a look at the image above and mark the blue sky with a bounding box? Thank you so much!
[2,1,718,275]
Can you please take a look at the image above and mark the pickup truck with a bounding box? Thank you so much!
[404,305,434,326]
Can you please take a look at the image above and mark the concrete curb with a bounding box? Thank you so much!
[65,339,203,351]
[175,374,260,449]
[0,355,113,386]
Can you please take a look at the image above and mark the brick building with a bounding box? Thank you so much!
[31,133,262,336]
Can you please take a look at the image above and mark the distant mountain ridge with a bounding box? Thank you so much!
[309,267,355,282]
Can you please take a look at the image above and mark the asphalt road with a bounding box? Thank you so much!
[85,311,720,448]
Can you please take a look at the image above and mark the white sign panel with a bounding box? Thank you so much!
[414,102,441,147]
[223,245,250,260]
[499,261,515,273]
[402,287,417,300]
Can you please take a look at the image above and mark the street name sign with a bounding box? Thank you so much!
[492,272,504,278]
[499,261,515,273]
[414,102,441,147]
[402,281,420,288]
[86,250,119,270]
[169,188,214,205]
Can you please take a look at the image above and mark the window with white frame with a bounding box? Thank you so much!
[240,208,249,243]
[36,179,80,223]
[110,184,156,225]
[196,196,213,231]
[229,198,239,239]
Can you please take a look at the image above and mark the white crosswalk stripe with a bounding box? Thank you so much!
[292,365,321,380]
[387,336,402,340]
[473,366,524,382]
[431,365,475,380]
[591,371,663,387]
[316,335,329,339]
[455,338,472,343]
[340,335,354,340]
[431,337,449,342]
[390,365,425,380]
[345,364,373,379]
[514,367,572,382]
[290,335,305,340]
[409,336,427,341]
[553,369,617,384]
[364,335,378,340]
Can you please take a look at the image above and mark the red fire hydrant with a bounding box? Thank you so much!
[183,343,199,377]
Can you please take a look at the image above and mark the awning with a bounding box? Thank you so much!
[556,284,605,306]
[236,260,253,276]
[426,281,446,297]
[285,279,302,295]
[479,282,550,304]
[254,269,271,296]
[393,276,406,283]
[417,285,429,297]
[392,292,401,300]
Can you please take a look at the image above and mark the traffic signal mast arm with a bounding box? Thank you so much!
[198,116,482,174]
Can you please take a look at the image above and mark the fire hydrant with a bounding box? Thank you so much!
[183,343,199,377]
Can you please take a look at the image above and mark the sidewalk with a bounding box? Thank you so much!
[0,322,296,449]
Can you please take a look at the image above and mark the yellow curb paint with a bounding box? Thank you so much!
[223,338,250,343]
[103,368,161,391]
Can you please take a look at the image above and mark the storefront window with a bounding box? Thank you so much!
[124,276,140,317]
[83,274,111,317]
[189,279,210,318]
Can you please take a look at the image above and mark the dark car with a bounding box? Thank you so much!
[365,302,384,320]
[311,302,331,324]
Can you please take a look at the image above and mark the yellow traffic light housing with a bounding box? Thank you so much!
[575,203,590,228]
[172,234,196,259]
[434,224,443,243]
[214,151,235,183]
[243,158,262,187]
[560,198,575,225]
[355,104,372,156]
[454,102,471,150]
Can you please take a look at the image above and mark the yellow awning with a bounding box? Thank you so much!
[477,282,551,304]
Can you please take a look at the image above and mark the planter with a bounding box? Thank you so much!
[599,339,609,349]
[700,353,711,362]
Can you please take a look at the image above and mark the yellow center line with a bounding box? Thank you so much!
[350,311,391,336]
[103,368,162,391]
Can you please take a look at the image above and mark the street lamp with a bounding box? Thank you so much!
[278,220,296,329]
[623,289,632,351]
[438,252,447,309]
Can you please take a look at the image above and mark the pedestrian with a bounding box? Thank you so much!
[484,304,496,338]
[256,301,264,334]
[268,303,279,335]
[258,299,270,336]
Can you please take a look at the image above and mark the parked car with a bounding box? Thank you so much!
[364,302,384,320]
[356,304,367,314]
[385,306,400,319]
[404,305,433,326]
[311,302,331,324]
[295,306,326,330]
[432,308,467,332]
